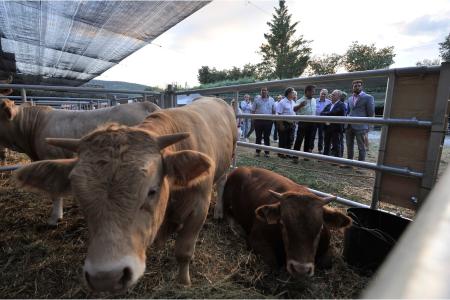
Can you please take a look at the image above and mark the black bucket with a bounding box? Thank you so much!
[343,207,411,273]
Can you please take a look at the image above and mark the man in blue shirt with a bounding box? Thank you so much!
[312,89,331,154]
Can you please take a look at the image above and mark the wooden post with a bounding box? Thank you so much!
[375,65,448,210]
[419,62,450,207]
[371,74,394,209]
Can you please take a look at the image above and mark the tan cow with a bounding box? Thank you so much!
[0,74,13,96]
[0,98,159,225]
[0,75,13,163]
[14,97,237,292]
[223,167,352,277]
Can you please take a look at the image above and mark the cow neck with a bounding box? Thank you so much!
[15,106,51,161]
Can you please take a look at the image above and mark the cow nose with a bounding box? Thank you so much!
[84,267,133,293]
[286,260,315,277]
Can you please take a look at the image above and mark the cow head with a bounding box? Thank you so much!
[14,124,213,293]
[255,190,351,277]
[0,98,18,121]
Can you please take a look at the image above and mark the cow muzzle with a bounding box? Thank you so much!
[83,255,145,293]
[286,260,315,277]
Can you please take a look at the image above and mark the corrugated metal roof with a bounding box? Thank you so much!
[0,1,210,86]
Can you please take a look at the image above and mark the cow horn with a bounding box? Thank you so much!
[321,195,337,205]
[268,190,283,200]
[157,132,190,149]
[46,138,80,152]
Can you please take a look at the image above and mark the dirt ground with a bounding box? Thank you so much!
[0,136,448,298]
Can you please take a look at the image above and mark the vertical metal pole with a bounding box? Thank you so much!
[419,62,450,207]
[371,74,395,209]
[163,85,174,108]
[233,90,240,168]
[21,88,27,103]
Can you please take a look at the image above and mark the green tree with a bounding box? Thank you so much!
[198,66,213,84]
[241,63,258,78]
[227,66,242,80]
[308,54,342,75]
[416,58,441,67]
[259,0,311,79]
[439,33,450,62]
[344,42,395,72]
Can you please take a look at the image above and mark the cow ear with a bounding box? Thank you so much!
[255,203,281,225]
[323,206,352,229]
[163,150,213,189]
[14,158,77,196]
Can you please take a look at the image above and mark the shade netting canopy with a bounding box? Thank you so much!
[0,1,209,86]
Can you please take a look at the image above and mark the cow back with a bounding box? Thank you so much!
[140,97,237,183]
[33,102,159,159]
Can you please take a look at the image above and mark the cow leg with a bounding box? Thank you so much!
[226,216,246,238]
[174,194,210,286]
[213,174,227,219]
[48,197,63,226]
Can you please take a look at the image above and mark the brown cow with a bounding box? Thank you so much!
[223,167,351,277]
[14,97,237,292]
[0,98,159,225]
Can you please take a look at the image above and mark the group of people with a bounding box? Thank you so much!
[232,80,375,162]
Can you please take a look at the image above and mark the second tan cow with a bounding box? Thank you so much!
[0,99,159,225]
[15,97,237,293]
[223,167,351,277]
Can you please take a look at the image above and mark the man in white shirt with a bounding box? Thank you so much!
[240,94,252,141]
[292,85,316,162]
[276,88,296,158]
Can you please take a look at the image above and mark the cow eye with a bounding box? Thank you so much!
[147,188,157,197]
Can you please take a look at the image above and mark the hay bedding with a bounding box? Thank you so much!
[0,152,371,299]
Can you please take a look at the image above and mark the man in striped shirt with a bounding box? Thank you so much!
[251,87,275,157]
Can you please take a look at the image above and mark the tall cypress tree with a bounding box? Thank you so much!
[259,0,311,79]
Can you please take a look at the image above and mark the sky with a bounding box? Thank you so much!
[96,0,450,88]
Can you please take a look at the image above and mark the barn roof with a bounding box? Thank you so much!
[0,1,209,86]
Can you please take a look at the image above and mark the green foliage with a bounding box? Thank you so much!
[195,77,258,89]
[197,64,260,84]
[259,0,311,79]
[439,33,450,62]
[344,42,395,72]
[416,58,441,67]
[307,54,343,75]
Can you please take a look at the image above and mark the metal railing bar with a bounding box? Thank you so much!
[177,66,441,95]
[0,164,22,172]
[237,141,424,178]
[8,96,110,101]
[237,113,432,127]
[0,84,161,95]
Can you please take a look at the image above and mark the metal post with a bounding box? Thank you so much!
[419,62,450,207]
[163,84,174,108]
[371,73,395,209]
[20,88,27,103]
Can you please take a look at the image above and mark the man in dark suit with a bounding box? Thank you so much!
[321,90,346,157]
[345,79,375,161]
[338,91,348,157]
